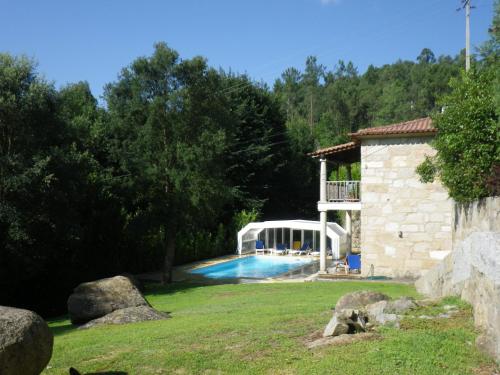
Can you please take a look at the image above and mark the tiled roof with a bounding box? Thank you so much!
[350,117,435,138]
[308,141,359,158]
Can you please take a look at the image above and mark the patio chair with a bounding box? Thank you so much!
[255,240,266,254]
[289,242,311,255]
[273,243,287,255]
[309,246,332,257]
[346,254,361,274]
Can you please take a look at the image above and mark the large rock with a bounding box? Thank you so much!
[323,309,368,337]
[385,297,418,314]
[68,275,149,324]
[335,290,390,311]
[365,301,399,327]
[80,306,170,329]
[0,306,53,375]
[365,297,417,328]
[323,315,349,337]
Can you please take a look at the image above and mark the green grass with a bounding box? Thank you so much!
[44,281,497,375]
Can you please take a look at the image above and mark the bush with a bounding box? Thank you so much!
[417,69,499,202]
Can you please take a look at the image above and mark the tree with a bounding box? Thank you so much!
[104,43,232,283]
[417,48,436,64]
[416,69,499,202]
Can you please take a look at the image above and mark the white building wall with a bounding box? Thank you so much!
[360,136,453,278]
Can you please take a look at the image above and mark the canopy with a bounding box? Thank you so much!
[237,219,347,258]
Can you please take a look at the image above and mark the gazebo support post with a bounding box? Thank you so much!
[319,158,327,273]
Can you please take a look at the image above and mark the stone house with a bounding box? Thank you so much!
[310,117,453,278]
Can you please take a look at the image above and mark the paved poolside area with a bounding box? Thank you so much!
[136,253,393,285]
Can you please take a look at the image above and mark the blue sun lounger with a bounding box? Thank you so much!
[289,242,311,255]
[255,240,266,254]
[273,243,287,255]
[346,254,361,273]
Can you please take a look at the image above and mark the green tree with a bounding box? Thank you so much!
[104,43,232,283]
[417,69,499,202]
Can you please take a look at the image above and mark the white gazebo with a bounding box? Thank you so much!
[237,219,347,260]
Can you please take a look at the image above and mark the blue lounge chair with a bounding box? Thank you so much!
[289,242,311,255]
[255,240,266,254]
[346,254,361,273]
[273,243,287,255]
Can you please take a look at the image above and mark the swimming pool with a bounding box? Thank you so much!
[190,255,313,279]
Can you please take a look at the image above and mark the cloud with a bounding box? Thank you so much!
[320,0,341,5]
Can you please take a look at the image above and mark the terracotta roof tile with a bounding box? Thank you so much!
[308,141,359,158]
[350,117,435,138]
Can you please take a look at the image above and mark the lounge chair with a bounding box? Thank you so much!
[255,240,266,254]
[289,242,311,255]
[309,247,332,257]
[346,254,361,273]
[273,243,287,255]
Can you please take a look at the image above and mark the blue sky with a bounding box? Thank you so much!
[0,0,495,100]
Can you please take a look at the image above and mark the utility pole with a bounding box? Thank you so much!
[465,0,471,71]
[459,0,472,71]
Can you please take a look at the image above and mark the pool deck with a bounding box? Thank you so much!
[137,253,371,285]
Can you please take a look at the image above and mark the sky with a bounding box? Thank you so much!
[0,0,495,100]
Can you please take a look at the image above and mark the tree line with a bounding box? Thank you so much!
[1,3,498,315]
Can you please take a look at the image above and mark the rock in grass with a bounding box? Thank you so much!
[79,306,170,329]
[334,290,390,311]
[384,297,418,314]
[0,306,53,375]
[365,301,399,327]
[323,309,368,337]
[68,275,149,324]
[323,315,350,337]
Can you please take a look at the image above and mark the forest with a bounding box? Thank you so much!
[1,4,498,316]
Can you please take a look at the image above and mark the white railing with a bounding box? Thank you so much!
[326,181,360,202]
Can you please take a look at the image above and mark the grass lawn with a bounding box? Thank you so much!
[44,281,497,375]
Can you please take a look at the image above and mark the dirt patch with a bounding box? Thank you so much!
[472,363,500,375]
[305,332,381,349]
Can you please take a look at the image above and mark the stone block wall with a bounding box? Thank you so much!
[360,136,453,278]
[416,197,500,361]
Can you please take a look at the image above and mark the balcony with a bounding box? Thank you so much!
[326,181,360,202]
[318,181,361,211]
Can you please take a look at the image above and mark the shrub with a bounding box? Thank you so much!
[417,69,499,202]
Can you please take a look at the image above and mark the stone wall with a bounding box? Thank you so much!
[360,136,453,278]
[415,197,500,361]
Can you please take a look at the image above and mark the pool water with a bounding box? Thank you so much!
[190,255,313,279]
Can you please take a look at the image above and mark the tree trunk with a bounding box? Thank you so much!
[162,226,176,285]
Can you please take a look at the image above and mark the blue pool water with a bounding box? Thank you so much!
[190,256,313,279]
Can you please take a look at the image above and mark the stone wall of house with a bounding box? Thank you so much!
[416,197,500,361]
[360,136,453,278]
[351,211,361,252]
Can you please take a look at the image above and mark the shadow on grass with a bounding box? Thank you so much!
[143,278,242,298]
[51,321,77,336]
[70,368,127,375]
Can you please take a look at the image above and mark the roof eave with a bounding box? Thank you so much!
[350,130,437,140]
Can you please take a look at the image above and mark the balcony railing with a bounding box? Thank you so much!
[326,181,360,202]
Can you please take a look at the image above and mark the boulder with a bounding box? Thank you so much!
[365,301,399,327]
[120,272,144,292]
[385,297,418,314]
[68,275,149,324]
[79,306,170,329]
[334,290,390,312]
[323,309,368,337]
[323,315,349,337]
[0,306,53,375]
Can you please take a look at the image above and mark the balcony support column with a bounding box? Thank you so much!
[346,210,352,255]
[319,158,327,273]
